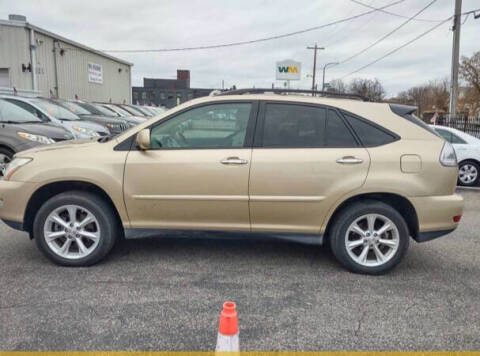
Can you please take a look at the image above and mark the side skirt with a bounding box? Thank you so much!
[124,228,324,246]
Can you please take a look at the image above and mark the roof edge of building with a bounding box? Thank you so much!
[0,19,133,67]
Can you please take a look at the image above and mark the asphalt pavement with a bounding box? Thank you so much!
[0,189,479,351]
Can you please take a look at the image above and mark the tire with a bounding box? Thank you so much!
[33,191,118,266]
[329,200,409,275]
[0,147,14,172]
[458,160,480,187]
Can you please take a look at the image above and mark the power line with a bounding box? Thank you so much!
[349,0,443,22]
[338,0,438,65]
[102,0,405,53]
[339,16,452,79]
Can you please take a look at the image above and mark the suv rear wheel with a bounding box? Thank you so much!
[33,191,118,266]
[329,200,409,275]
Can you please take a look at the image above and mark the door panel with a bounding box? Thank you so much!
[249,102,370,234]
[124,149,252,230]
[249,148,370,233]
[123,101,256,231]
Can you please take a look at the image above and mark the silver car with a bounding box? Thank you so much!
[1,96,109,138]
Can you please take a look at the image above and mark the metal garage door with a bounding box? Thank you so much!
[0,69,9,87]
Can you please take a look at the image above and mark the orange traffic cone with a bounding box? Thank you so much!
[215,301,239,352]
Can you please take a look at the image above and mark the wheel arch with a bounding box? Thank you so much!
[324,192,419,241]
[458,158,480,166]
[0,143,15,154]
[23,180,124,237]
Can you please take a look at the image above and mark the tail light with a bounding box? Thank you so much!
[439,142,458,167]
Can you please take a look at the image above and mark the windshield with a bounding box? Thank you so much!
[0,99,43,123]
[90,103,118,117]
[57,101,92,115]
[31,99,81,121]
[121,105,146,117]
[106,104,133,117]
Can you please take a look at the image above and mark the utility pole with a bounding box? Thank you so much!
[307,43,325,95]
[449,0,462,118]
[322,62,339,91]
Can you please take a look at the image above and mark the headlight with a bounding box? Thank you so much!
[3,158,32,181]
[72,126,100,137]
[106,123,122,131]
[17,132,55,145]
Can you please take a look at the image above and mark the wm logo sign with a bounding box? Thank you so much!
[278,66,299,73]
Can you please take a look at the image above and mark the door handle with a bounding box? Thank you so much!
[336,156,363,164]
[220,157,248,165]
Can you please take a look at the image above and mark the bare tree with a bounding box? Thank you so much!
[460,51,480,117]
[326,79,347,93]
[348,78,385,101]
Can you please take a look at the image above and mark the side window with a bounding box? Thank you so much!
[343,113,397,147]
[450,132,466,144]
[325,110,358,147]
[150,103,252,149]
[435,129,453,143]
[262,104,326,148]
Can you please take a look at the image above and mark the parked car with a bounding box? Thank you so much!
[0,98,73,172]
[431,125,480,186]
[0,90,463,274]
[74,101,145,126]
[53,100,132,134]
[1,96,109,138]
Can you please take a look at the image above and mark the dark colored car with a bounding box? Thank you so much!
[74,101,145,126]
[52,99,132,134]
[0,98,73,172]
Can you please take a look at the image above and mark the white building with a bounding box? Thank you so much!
[0,14,132,103]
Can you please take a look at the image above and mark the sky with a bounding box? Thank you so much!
[1,0,479,97]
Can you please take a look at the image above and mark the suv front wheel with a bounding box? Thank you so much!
[329,200,409,275]
[33,191,118,266]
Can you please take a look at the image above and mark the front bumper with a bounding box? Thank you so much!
[409,194,464,242]
[0,180,37,230]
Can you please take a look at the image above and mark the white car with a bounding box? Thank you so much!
[431,125,480,186]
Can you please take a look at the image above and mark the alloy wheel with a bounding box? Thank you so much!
[459,164,478,185]
[43,205,101,260]
[345,214,400,267]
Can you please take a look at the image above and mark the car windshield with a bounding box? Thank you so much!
[121,105,145,116]
[107,105,131,117]
[0,99,43,123]
[31,99,81,121]
[90,103,118,117]
[58,101,91,116]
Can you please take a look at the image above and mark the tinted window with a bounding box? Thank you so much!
[150,103,251,149]
[326,110,357,147]
[262,104,326,148]
[343,113,397,146]
[0,99,43,123]
[435,128,466,144]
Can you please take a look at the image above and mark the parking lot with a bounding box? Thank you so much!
[0,188,478,351]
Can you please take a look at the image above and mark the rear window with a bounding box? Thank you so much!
[389,104,440,137]
[343,113,397,147]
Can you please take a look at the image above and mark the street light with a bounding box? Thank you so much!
[322,62,339,91]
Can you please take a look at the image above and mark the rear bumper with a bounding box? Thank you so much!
[409,194,464,242]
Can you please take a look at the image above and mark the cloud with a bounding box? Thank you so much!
[1,0,478,96]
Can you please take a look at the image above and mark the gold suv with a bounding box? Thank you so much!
[0,90,464,274]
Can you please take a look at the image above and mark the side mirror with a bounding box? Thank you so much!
[136,129,150,150]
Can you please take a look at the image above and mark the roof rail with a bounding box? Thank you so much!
[216,88,369,101]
